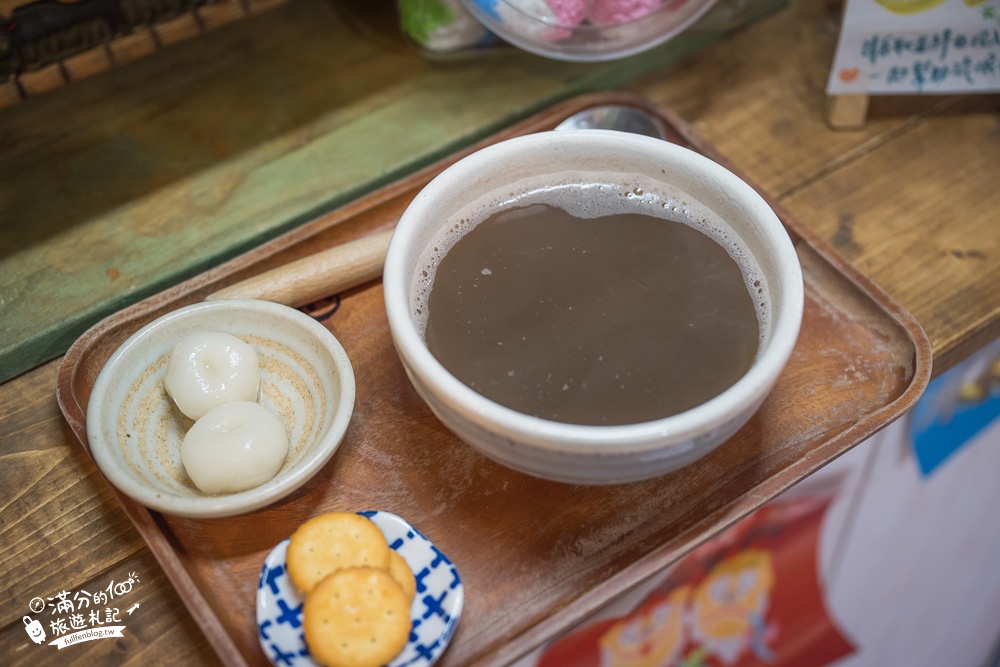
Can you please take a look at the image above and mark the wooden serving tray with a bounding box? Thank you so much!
[56,92,931,667]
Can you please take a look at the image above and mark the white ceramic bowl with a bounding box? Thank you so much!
[459,0,717,62]
[383,130,803,484]
[86,299,356,518]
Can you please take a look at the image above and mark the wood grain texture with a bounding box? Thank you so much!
[1,4,997,667]
[0,0,785,384]
[0,361,145,631]
[626,5,963,200]
[827,94,870,129]
[782,94,1000,374]
[628,8,999,372]
[0,548,220,665]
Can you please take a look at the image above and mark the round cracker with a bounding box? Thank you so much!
[388,549,417,603]
[287,512,391,594]
[303,567,411,667]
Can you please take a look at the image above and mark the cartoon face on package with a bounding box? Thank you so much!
[689,550,775,664]
[535,495,856,667]
[598,586,691,667]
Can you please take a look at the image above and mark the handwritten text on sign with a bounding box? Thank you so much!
[828,0,1000,95]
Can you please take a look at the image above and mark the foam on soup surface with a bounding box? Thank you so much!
[413,177,768,426]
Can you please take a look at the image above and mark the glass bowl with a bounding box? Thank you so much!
[459,0,718,61]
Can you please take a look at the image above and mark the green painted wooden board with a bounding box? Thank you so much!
[0,0,783,383]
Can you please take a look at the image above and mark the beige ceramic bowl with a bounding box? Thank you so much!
[86,299,355,518]
[384,130,804,484]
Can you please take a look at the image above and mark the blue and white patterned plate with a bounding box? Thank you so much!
[256,511,463,667]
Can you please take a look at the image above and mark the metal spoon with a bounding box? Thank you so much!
[555,104,668,139]
[208,105,667,306]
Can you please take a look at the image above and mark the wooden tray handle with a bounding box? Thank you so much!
[206,228,394,307]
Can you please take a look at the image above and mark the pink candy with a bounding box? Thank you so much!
[545,0,591,27]
[543,0,666,28]
[590,0,664,25]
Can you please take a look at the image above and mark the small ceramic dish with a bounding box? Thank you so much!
[256,511,463,667]
[86,299,355,518]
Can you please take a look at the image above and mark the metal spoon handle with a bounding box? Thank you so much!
[206,228,393,308]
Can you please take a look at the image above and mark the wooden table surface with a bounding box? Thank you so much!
[1,2,998,666]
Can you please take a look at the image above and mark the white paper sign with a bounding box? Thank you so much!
[827,0,1000,95]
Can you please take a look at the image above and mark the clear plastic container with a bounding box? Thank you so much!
[457,0,719,62]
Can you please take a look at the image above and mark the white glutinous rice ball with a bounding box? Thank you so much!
[181,401,289,494]
[165,332,261,420]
